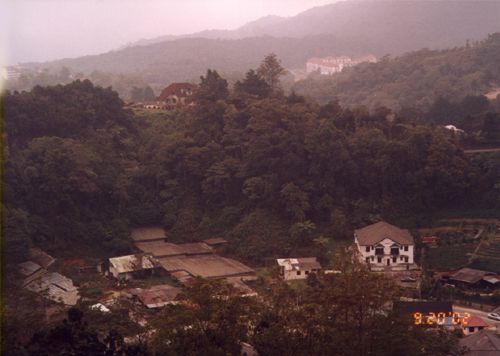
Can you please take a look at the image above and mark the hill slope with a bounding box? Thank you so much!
[123,0,500,54]
[293,33,500,111]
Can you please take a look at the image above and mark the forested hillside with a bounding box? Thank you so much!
[294,33,500,111]
[4,60,500,265]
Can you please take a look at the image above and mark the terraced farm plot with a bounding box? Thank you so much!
[425,244,477,271]
[470,228,500,273]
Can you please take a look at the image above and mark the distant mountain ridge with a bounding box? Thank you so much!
[121,0,500,51]
[121,15,287,48]
[21,0,500,93]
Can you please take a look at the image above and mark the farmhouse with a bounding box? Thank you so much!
[354,221,416,271]
[104,254,159,281]
[462,316,491,336]
[157,82,196,109]
[276,258,321,281]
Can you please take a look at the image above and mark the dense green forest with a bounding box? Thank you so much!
[294,33,500,112]
[4,58,500,267]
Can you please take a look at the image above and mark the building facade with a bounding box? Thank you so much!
[156,82,197,109]
[354,221,415,271]
[277,257,321,280]
[306,54,377,75]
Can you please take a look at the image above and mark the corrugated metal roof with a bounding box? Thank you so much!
[450,268,488,284]
[135,284,181,308]
[29,248,55,268]
[24,271,79,305]
[158,255,254,278]
[18,261,42,276]
[131,227,166,242]
[203,238,228,246]
[482,275,500,284]
[135,242,213,258]
[459,330,500,353]
[109,254,157,274]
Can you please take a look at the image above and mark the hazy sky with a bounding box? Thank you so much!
[1,0,338,65]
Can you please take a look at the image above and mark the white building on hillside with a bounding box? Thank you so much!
[277,258,321,280]
[354,221,416,271]
[306,54,377,75]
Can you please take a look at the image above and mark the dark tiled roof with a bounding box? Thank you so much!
[355,221,414,245]
[157,83,196,101]
[450,268,489,284]
[459,330,500,355]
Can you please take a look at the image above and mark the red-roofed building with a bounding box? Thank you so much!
[462,315,491,336]
[422,236,438,247]
[157,83,197,109]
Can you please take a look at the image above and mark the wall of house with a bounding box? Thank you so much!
[283,268,315,280]
[109,266,134,281]
[463,326,484,336]
[355,236,414,270]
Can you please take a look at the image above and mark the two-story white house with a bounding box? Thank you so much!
[354,221,416,271]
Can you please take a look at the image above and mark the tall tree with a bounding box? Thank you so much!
[257,53,286,91]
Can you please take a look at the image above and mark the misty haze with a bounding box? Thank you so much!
[2,1,500,355]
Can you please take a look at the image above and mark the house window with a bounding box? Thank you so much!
[365,246,370,252]
[371,256,374,261]
[404,256,409,263]
[366,257,370,263]
[375,247,384,255]
[391,247,399,256]
[404,246,409,251]
[297,271,301,276]
[392,257,397,263]
[377,257,382,263]
[468,327,474,332]
[305,270,309,275]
